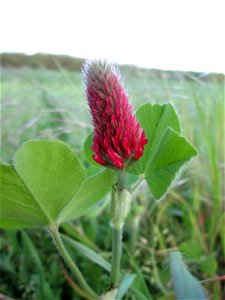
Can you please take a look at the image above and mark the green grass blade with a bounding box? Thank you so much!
[61,234,111,272]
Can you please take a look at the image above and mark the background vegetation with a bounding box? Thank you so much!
[0,53,224,299]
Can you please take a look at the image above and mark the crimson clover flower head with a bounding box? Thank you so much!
[82,59,148,170]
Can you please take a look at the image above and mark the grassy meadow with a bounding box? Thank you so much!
[0,54,224,299]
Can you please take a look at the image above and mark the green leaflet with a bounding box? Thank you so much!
[130,103,181,174]
[144,128,197,199]
[131,103,197,199]
[0,164,48,228]
[0,140,115,229]
[57,169,116,223]
[14,140,86,224]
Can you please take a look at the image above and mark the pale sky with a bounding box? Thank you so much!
[1,0,224,73]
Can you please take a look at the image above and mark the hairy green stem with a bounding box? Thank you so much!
[117,170,126,191]
[110,226,123,287]
[130,176,144,195]
[49,226,100,300]
[110,171,126,288]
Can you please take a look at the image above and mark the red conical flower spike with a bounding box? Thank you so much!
[82,60,148,170]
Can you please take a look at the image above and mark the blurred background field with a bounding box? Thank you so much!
[0,53,224,299]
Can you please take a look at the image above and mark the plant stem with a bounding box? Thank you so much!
[110,227,123,287]
[110,171,126,288]
[130,176,144,196]
[117,170,125,191]
[201,275,225,284]
[49,226,100,300]
[60,261,92,300]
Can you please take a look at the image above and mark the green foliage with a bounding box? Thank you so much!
[179,238,202,259]
[132,103,181,175]
[116,274,136,299]
[169,251,208,299]
[124,246,153,300]
[131,103,197,199]
[58,169,116,223]
[20,231,53,299]
[199,254,218,276]
[14,140,86,224]
[0,164,48,228]
[0,140,115,229]
[61,234,111,272]
[0,230,64,300]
